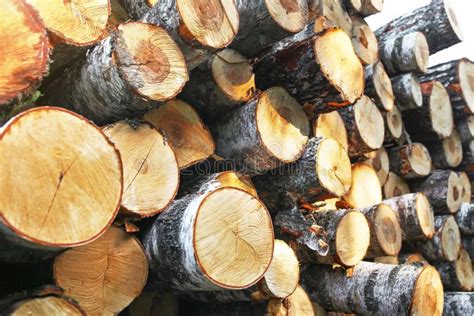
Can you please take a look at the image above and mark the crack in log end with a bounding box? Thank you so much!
[124,141,156,193]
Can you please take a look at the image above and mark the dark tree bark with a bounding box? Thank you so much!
[388,143,432,179]
[350,15,379,66]
[455,203,474,234]
[364,61,395,111]
[456,115,474,144]
[391,73,423,110]
[425,130,463,169]
[434,248,473,291]
[443,292,474,316]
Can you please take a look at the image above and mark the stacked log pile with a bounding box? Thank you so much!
[0,0,473,315]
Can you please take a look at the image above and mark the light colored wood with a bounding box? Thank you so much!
[103,121,179,217]
[399,253,427,264]
[264,0,308,32]
[318,0,352,35]
[144,99,215,169]
[458,58,474,112]
[313,111,348,152]
[335,211,371,265]
[215,171,257,197]
[266,285,315,316]
[388,143,432,179]
[54,227,148,315]
[411,266,444,316]
[458,172,472,204]
[374,256,399,264]
[391,73,423,110]
[365,148,389,186]
[428,129,463,168]
[8,296,84,316]
[383,172,411,199]
[0,107,122,247]
[436,248,473,291]
[343,163,382,209]
[350,15,378,66]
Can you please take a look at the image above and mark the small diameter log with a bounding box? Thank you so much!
[254,28,364,113]
[313,111,349,153]
[435,248,473,291]
[398,253,428,265]
[103,121,179,217]
[379,32,429,76]
[364,147,390,186]
[410,170,462,215]
[179,49,256,122]
[391,73,423,111]
[456,115,474,143]
[443,292,474,316]
[383,172,411,199]
[350,15,378,66]
[456,203,474,235]
[185,240,299,302]
[383,105,405,147]
[213,87,309,174]
[375,0,463,55]
[303,262,444,315]
[0,0,49,106]
[388,143,432,179]
[0,107,122,263]
[419,58,474,118]
[54,227,148,315]
[364,61,395,111]
[344,0,362,12]
[359,0,384,17]
[462,236,474,260]
[140,0,239,70]
[42,22,189,124]
[383,193,435,240]
[144,99,215,169]
[120,0,157,19]
[360,203,402,258]
[142,184,274,292]
[229,0,309,57]
[458,172,472,204]
[413,215,461,263]
[316,0,353,35]
[339,96,385,158]
[2,296,85,315]
[426,130,463,169]
[344,163,382,210]
[253,137,352,208]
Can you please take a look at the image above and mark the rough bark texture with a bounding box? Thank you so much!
[456,203,474,234]
[388,143,432,179]
[434,250,473,291]
[456,115,474,143]
[391,73,423,110]
[425,131,463,169]
[364,62,394,111]
[462,236,474,259]
[375,0,462,54]
[458,141,474,179]
[443,292,474,316]
[120,0,152,20]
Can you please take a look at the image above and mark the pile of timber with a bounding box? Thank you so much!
[0,0,473,315]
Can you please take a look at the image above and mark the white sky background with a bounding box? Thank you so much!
[365,0,474,66]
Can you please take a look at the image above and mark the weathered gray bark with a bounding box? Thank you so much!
[120,0,151,20]
[443,292,474,316]
[391,73,423,110]
[387,143,432,179]
[364,62,394,111]
[456,203,474,234]
[456,115,474,143]
[434,249,473,291]
[457,141,474,180]
[383,172,411,199]
[375,0,462,54]
[425,131,463,169]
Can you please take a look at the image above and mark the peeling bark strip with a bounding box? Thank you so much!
[375,0,463,54]
[0,0,49,106]
[458,141,474,180]
[313,0,353,35]
[443,292,474,316]
[409,170,462,215]
[426,130,463,169]
[140,0,239,70]
[302,262,444,315]
[456,203,474,234]
[339,96,385,158]
[0,107,122,263]
[379,32,429,76]
[213,87,310,174]
[141,182,274,292]
[391,73,423,110]
[462,236,474,259]
[364,61,394,111]
[383,172,411,199]
[388,143,432,179]
[350,15,378,66]
[179,49,256,123]
[382,193,435,240]
[434,248,473,291]
[412,215,461,263]
[254,28,364,114]
[41,22,189,124]
[229,0,308,57]
[419,58,474,117]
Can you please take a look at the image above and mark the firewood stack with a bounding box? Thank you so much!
[1,0,473,315]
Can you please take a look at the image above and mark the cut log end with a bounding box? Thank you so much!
[194,188,274,289]
[444,0,464,41]
[414,32,430,73]
[416,193,436,239]
[144,99,215,169]
[335,211,371,266]
[115,22,189,101]
[0,0,49,105]
[385,105,404,140]
[0,107,122,247]
[212,49,255,103]
[365,148,390,186]
[459,58,474,112]
[355,96,385,151]
[266,0,309,33]
[215,171,257,197]
[457,172,472,204]
[315,28,364,104]
[7,296,85,316]
[383,172,410,199]
[440,216,462,261]
[177,0,239,49]
[344,163,382,209]
[426,81,454,138]
[313,111,349,153]
[454,248,473,290]
[267,285,314,316]
[408,143,433,178]
[411,266,444,316]
[257,87,310,163]
[103,122,179,216]
[351,16,378,66]
[372,61,395,111]
[374,204,403,256]
[360,0,384,16]
[53,227,148,315]
[25,0,109,45]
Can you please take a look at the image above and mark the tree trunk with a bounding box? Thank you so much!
[388,143,432,179]
[412,215,461,263]
[462,236,474,259]
[382,193,435,240]
[375,0,463,54]
[426,130,463,169]
[409,170,462,215]
[443,292,474,316]
[143,99,215,169]
[383,105,405,147]
[141,180,274,292]
[379,32,429,76]
[343,162,382,209]
[0,0,49,106]
[313,111,349,153]
[383,172,411,199]
[229,0,309,57]
[434,248,473,291]
[364,147,390,186]
[455,203,474,234]
[53,227,148,315]
[350,15,378,66]
[456,115,474,143]
[390,73,423,110]
[458,172,472,204]
[139,0,239,70]
[302,262,444,315]
[102,121,180,217]
[364,61,395,111]
[41,22,189,124]
[254,28,364,114]
[212,87,310,175]
[179,49,256,123]
[0,107,122,263]
[339,96,385,158]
